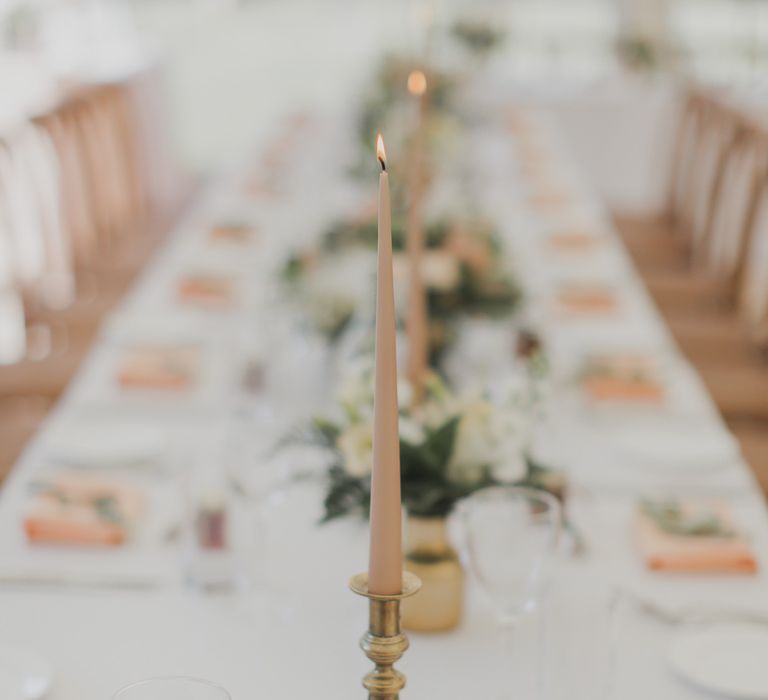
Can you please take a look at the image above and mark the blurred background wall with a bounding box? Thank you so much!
[1,0,767,213]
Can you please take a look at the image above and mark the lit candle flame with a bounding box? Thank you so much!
[407,70,427,97]
[376,133,387,171]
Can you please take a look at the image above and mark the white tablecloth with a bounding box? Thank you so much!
[0,104,766,700]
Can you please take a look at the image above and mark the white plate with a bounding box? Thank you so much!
[0,673,25,700]
[669,623,768,699]
[611,422,739,474]
[45,420,165,470]
[0,646,52,699]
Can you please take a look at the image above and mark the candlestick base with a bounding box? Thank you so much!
[349,572,422,700]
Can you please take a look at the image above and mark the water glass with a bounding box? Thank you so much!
[461,485,561,698]
[114,677,230,700]
[462,485,561,623]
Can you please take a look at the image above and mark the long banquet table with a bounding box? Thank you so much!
[0,100,767,700]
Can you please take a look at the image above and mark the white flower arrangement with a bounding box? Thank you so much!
[312,360,551,521]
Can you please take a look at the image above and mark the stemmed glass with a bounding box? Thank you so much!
[461,485,561,698]
[114,677,230,700]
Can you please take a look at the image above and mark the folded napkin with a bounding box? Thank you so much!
[504,108,538,135]
[177,274,234,308]
[208,223,255,244]
[634,499,758,574]
[24,474,144,547]
[557,284,618,315]
[246,177,279,199]
[529,189,576,213]
[548,232,600,252]
[517,157,559,183]
[582,354,664,402]
[116,344,200,390]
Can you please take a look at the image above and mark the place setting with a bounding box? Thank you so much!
[609,578,768,700]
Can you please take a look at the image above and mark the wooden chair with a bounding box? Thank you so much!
[618,91,703,269]
[616,88,768,421]
[646,122,767,314]
[661,132,768,417]
[0,74,185,410]
[0,67,193,489]
[619,92,746,271]
[699,174,768,418]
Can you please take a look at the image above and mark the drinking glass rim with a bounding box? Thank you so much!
[113,675,231,699]
[462,484,562,517]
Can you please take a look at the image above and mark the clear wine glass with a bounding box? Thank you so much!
[114,677,231,700]
[461,485,561,698]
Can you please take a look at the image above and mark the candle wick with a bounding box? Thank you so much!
[378,157,386,172]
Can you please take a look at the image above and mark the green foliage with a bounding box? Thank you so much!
[284,215,522,358]
[358,54,457,153]
[451,20,506,58]
[640,499,734,537]
[318,412,559,521]
[428,262,522,321]
[322,309,354,344]
[28,481,125,525]
[322,464,371,523]
[318,217,450,254]
[615,36,659,71]
[281,254,305,283]
[311,417,342,447]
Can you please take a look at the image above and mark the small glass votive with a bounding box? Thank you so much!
[181,437,254,593]
[114,676,231,700]
[183,478,251,593]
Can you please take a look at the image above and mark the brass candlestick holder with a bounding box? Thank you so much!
[349,571,422,700]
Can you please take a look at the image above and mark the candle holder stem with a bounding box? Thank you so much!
[350,572,422,700]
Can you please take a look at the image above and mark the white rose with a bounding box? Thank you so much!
[491,368,532,408]
[489,394,532,483]
[418,393,456,431]
[397,377,414,411]
[337,360,374,416]
[399,415,425,445]
[489,434,527,483]
[447,400,498,485]
[422,251,461,291]
[494,375,536,449]
[337,421,374,477]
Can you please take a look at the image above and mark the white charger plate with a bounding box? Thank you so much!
[0,646,52,699]
[611,420,740,475]
[45,419,165,470]
[669,623,768,699]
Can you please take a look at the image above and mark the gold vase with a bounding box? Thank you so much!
[401,516,464,633]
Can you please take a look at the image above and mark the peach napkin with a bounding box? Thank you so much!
[117,344,200,390]
[582,354,664,402]
[548,232,600,252]
[504,108,536,135]
[557,284,618,315]
[246,177,279,199]
[24,474,144,547]
[528,189,577,213]
[177,275,234,309]
[208,223,255,244]
[634,501,758,574]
